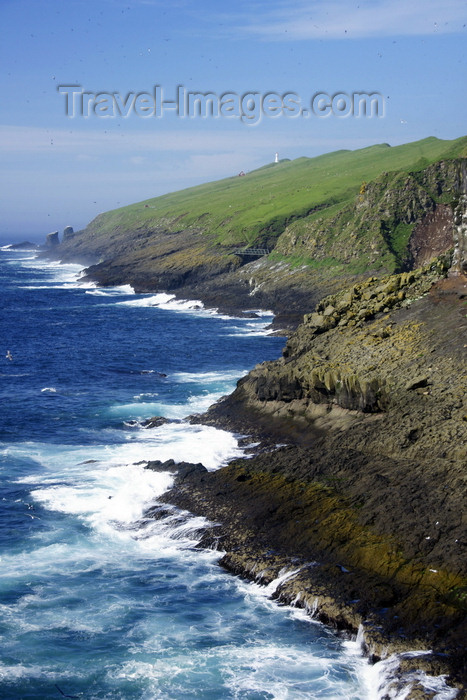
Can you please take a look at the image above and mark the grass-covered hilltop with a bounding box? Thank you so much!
[52,135,467,326]
[47,135,467,697]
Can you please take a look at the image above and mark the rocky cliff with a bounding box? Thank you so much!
[43,135,467,695]
[44,136,467,327]
[164,258,467,695]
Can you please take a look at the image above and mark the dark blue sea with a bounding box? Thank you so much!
[0,247,376,699]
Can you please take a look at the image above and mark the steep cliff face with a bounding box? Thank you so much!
[451,160,467,275]
[274,159,463,274]
[171,261,467,690]
[209,254,466,463]
[45,231,59,248]
[253,256,452,413]
[40,136,467,691]
[44,138,467,326]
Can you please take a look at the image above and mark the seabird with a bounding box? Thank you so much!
[6,350,13,361]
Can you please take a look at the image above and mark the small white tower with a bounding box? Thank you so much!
[274,152,279,163]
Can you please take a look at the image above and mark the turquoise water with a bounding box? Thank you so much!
[0,248,371,699]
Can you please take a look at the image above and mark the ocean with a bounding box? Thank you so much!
[0,247,377,699]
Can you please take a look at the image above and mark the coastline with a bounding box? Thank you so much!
[157,265,467,698]
[37,249,467,697]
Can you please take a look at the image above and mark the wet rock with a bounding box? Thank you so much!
[169,262,467,692]
[7,241,39,250]
[145,459,207,478]
[176,462,208,481]
[143,415,170,428]
[145,459,179,472]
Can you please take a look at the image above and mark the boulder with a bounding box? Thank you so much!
[144,459,207,480]
[143,415,170,428]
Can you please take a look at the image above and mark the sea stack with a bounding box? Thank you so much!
[45,231,60,248]
[63,225,75,242]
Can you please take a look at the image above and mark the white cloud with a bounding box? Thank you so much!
[224,0,467,40]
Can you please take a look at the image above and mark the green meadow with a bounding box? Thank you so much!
[84,135,467,250]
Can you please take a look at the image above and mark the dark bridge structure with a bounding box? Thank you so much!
[232,247,270,257]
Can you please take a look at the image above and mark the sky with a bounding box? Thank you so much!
[0,0,466,241]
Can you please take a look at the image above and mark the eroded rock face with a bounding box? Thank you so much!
[167,260,466,692]
[62,226,75,242]
[45,231,59,248]
[43,157,467,330]
[409,204,454,268]
[246,256,451,413]
[275,159,466,274]
[451,161,467,275]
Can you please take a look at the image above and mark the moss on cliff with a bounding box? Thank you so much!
[55,137,466,275]
[178,261,467,689]
[274,160,464,274]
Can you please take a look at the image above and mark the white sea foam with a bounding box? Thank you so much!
[20,258,85,281]
[9,424,240,542]
[131,421,243,470]
[85,284,135,296]
[367,652,459,700]
[0,661,80,682]
[4,423,241,589]
[118,293,222,318]
[3,253,94,291]
[231,569,376,698]
[33,462,173,535]
[117,292,275,324]
[1,245,38,252]
[109,391,225,420]
[109,643,362,700]
[225,320,275,337]
[10,424,240,479]
[9,252,277,327]
[20,279,96,290]
[171,369,245,384]
[118,292,178,308]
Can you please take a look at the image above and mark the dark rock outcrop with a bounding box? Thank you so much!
[37,141,467,694]
[145,459,206,478]
[41,151,467,329]
[62,226,75,242]
[45,231,59,248]
[142,415,170,428]
[163,262,467,695]
[7,241,40,250]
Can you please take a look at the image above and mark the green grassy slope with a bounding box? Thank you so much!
[82,135,467,249]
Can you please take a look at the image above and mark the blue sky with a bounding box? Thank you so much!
[1,0,466,241]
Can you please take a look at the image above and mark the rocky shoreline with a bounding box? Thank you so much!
[156,262,467,699]
[41,239,466,696]
[37,142,467,697]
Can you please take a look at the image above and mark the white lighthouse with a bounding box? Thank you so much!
[274,152,279,163]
